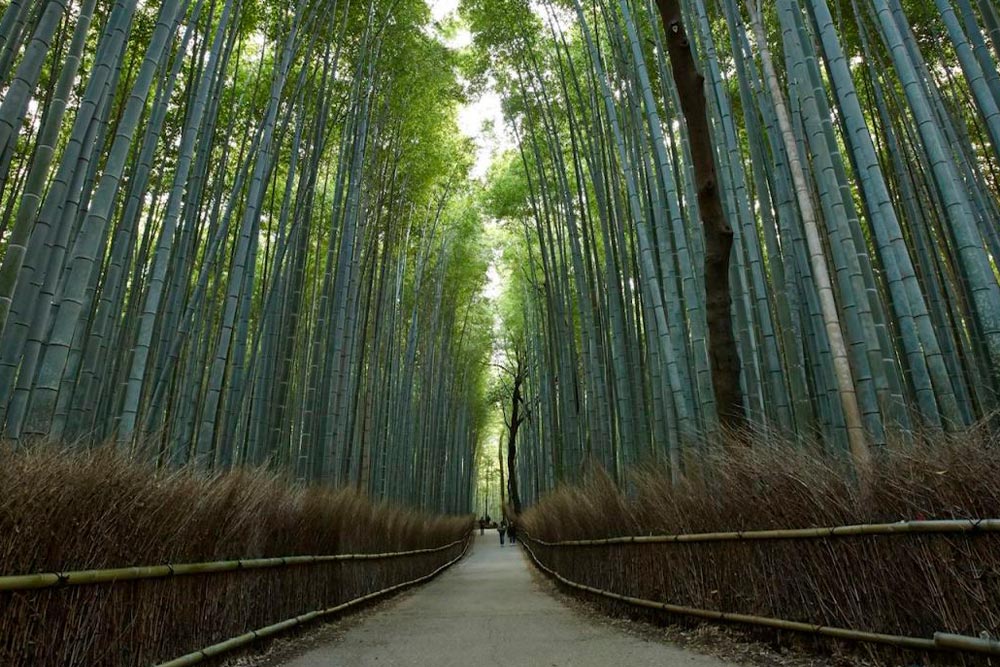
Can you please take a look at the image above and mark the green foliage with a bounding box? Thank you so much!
[0,0,494,515]
[470,0,1000,506]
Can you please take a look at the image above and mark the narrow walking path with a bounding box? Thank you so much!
[279,534,739,666]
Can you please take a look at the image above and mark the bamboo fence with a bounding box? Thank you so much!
[525,518,1000,546]
[154,537,471,666]
[520,519,1000,657]
[0,536,468,592]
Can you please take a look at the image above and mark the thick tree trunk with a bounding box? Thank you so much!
[654,0,745,432]
[498,430,507,512]
[507,364,524,515]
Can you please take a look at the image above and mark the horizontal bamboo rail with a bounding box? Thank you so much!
[154,536,471,667]
[526,518,1000,546]
[0,537,467,592]
[934,632,1000,656]
[520,537,999,657]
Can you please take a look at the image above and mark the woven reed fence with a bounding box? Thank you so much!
[0,448,474,667]
[1,535,469,666]
[521,520,1000,660]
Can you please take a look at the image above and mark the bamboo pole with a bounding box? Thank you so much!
[521,537,948,654]
[154,537,471,667]
[0,536,468,592]
[524,518,1000,546]
[934,632,1000,656]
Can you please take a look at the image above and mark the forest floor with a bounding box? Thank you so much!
[257,534,743,666]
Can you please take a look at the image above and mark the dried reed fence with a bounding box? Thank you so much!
[0,446,471,667]
[520,429,1000,664]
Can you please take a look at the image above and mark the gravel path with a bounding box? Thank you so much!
[278,534,740,666]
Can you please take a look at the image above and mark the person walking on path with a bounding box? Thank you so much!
[498,518,508,546]
[507,520,517,544]
[479,517,486,535]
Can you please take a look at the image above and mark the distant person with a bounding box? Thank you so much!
[507,520,517,544]
[479,516,486,535]
[498,518,508,546]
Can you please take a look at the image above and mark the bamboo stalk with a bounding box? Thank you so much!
[521,538,944,653]
[153,537,470,667]
[934,632,1000,655]
[524,518,1000,546]
[0,536,468,592]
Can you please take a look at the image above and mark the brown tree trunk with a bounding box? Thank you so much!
[506,363,524,515]
[655,0,745,432]
[497,430,507,512]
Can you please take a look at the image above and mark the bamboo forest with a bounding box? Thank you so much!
[1,0,1000,664]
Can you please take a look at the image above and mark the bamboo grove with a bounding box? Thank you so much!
[465,0,1000,504]
[3,0,1000,517]
[0,0,494,513]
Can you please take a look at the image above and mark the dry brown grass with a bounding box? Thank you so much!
[520,426,1000,664]
[0,445,470,667]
